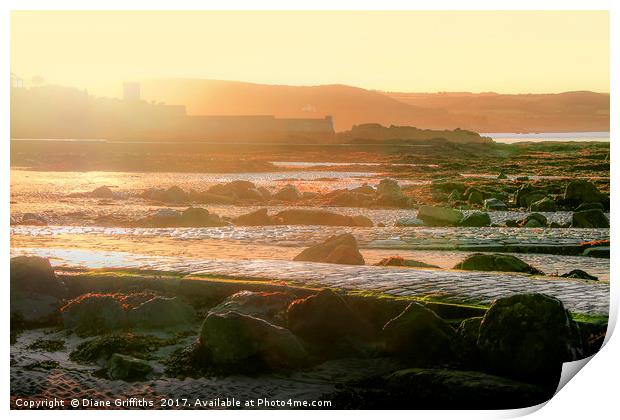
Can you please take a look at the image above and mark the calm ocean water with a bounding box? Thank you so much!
[487,132,610,144]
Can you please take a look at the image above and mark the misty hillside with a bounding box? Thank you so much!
[140,79,609,133]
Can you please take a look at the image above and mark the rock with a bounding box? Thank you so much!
[257,186,272,200]
[453,253,543,275]
[180,207,225,227]
[273,209,372,227]
[571,209,609,228]
[61,294,127,335]
[287,289,371,349]
[375,179,411,207]
[351,215,374,227]
[199,311,307,369]
[519,212,547,228]
[128,297,196,329]
[560,269,598,281]
[483,198,508,211]
[575,202,604,212]
[90,186,115,199]
[273,184,302,201]
[10,256,64,297]
[208,181,263,201]
[20,213,47,226]
[351,184,376,195]
[417,205,463,226]
[477,293,584,384]
[328,191,372,207]
[188,190,236,204]
[497,171,508,180]
[293,233,365,265]
[430,180,466,194]
[452,317,483,368]
[515,184,548,208]
[564,180,604,205]
[161,186,188,203]
[374,257,439,268]
[209,290,295,326]
[447,190,463,203]
[233,208,273,226]
[466,189,484,205]
[459,211,491,227]
[529,197,557,212]
[516,176,529,181]
[10,256,65,326]
[582,246,610,258]
[108,353,153,381]
[382,302,455,364]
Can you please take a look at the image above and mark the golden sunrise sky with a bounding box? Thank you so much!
[11,10,609,96]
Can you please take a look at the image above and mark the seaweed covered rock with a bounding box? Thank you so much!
[374,256,438,268]
[453,253,543,275]
[560,269,598,281]
[209,290,295,326]
[61,294,127,335]
[382,302,455,364]
[519,212,547,228]
[416,205,463,226]
[477,293,583,384]
[287,289,372,348]
[180,207,226,227]
[69,333,169,363]
[514,184,548,208]
[108,353,153,381]
[89,186,115,199]
[452,317,483,368]
[571,209,609,228]
[128,297,196,329]
[199,311,307,370]
[293,233,365,265]
[459,211,491,227]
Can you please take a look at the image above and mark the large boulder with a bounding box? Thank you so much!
[459,211,491,227]
[210,290,295,326]
[571,209,609,228]
[519,212,547,228]
[293,233,365,265]
[328,191,373,207]
[575,202,604,212]
[207,180,257,198]
[560,269,598,281]
[466,188,484,205]
[90,186,115,199]
[417,205,463,226]
[128,297,196,329]
[233,208,273,226]
[383,302,456,364]
[287,289,371,347]
[483,198,507,211]
[107,353,153,381]
[273,184,302,201]
[11,256,64,297]
[273,209,372,227]
[199,311,307,369]
[142,186,188,203]
[452,317,483,368]
[529,197,557,212]
[454,253,543,275]
[564,180,605,205]
[61,294,127,335]
[477,293,584,384]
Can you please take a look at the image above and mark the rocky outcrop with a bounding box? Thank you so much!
[518,212,548,228]
[232,208,273,226]
[454,253,543,275]
[108,353,153,381]
[133,207,226,227]
[560,269,598,281]
[382,302,456,364]
[483,198,507,211]
[375,179,411,208]
[477,293,583,384]
[61,294,127,335]
[514,184,548,208]
[529,197,557,212]
[273,184,302,201]
[273,209,373,227]
[564,180,607,207]
[293,234,365,265]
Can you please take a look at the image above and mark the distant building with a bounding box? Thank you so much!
[123,82,141,101]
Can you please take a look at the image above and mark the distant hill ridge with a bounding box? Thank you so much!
[141,79,609,133]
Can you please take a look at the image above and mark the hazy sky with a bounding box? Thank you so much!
[11,10,609,96]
